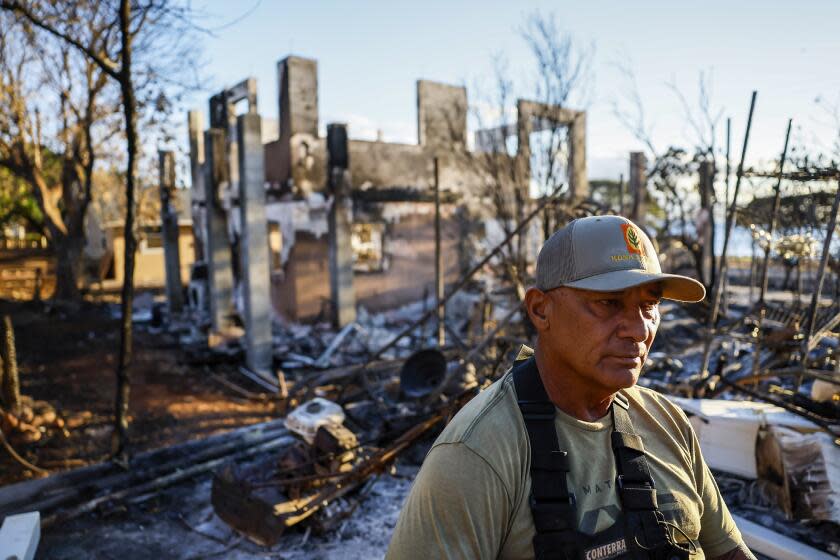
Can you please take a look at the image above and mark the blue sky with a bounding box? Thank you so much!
[186,0,840,179]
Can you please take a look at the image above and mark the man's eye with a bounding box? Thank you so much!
[598,299,620,308]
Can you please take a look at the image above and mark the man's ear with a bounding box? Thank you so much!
[524,287,551,332]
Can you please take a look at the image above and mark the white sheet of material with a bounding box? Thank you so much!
[670,397,820,479]
[0,511,40,560]
[732,514,835,560]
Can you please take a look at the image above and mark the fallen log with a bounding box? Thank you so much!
[0,419,288,518]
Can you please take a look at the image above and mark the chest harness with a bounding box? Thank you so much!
[513,357,695,560]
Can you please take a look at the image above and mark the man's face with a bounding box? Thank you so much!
[525,283,662,394]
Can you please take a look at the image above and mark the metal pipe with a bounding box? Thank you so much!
[758,119,793,304]
[434,158,445,347]
[749,236,756,303]
[802,182,840,357]
[715,91,758,318]
[724,118,731,210]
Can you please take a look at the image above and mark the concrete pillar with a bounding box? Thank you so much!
[237,112,273,375]
[204,128,235,332]
[568,112,588,201]
[417,80,467,149]
[698,160,716,287]
[187,111,205,263]
[278,58,320,193]
[514,101,531,268]
[629,152,647,227]
[515,100,533,193]
[326,123,356,327]
[209,79,258,195]
[278,57,319,138]
[158,150,184,313]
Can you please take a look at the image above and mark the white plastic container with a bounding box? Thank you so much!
[284,398,346,444]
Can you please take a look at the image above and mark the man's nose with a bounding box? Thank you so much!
[618,305,649,343]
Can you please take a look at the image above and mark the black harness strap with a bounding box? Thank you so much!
[513,358,577,559]
[612,403,675,557]
[514,357,690,560]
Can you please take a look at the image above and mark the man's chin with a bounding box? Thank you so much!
[599,368,640,392]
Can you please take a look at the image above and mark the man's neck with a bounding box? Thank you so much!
[533,343,615,422]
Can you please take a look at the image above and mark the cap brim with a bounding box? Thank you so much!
[563,269,706,303]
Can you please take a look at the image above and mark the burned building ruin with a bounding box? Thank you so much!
[183,55,590,364]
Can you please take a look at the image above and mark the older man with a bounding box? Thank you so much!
[387,216,754,560]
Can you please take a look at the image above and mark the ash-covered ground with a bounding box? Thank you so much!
[40,464,419,559]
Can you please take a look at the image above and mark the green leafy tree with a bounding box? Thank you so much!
[0,166,44,234]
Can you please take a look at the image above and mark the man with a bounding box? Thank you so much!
[387,216,754,560]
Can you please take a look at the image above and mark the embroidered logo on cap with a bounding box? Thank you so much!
[621,224,645,256]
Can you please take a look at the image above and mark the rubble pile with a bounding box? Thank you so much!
[208,289,525,545]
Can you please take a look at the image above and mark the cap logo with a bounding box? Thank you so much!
[621,224,645,256]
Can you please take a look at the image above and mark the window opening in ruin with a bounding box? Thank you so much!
[351,223,388,273]
[268,221,283,272]
[529,125,569,199]
[505,134,518,158]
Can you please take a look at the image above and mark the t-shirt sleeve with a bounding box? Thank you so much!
[688,422,745,557]
[386,442,513,560]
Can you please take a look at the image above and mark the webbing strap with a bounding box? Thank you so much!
[513,358,576,560]
[612,404,672,554]
[612,404,656,488]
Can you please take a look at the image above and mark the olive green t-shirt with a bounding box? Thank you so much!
[387,357,743,560]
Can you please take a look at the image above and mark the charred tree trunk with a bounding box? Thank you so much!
[113,0,137,461]
[1,315,21,413]
[52,235,85,300]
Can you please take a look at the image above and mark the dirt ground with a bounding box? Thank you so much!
[0,296,278,485]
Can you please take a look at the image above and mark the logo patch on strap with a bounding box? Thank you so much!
[584,537,627,560]
[621,224,644,256]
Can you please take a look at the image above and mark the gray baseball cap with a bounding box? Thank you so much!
[535,215,705,302]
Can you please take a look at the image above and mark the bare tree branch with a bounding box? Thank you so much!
[0,0,121,79]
